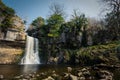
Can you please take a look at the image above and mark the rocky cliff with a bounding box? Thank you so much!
[0,40,25,64]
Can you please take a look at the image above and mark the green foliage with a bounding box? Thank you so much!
[75,41,120,65]
[71,12,88,33]
[32,17,45,29]
[61,11,88,48]
[1,17,13,32]
[0,0,15,33]
[28,2,120,65]
[0,0,15,17]
[47,14,64,37]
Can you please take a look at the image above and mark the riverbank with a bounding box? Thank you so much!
[0,40,25,64]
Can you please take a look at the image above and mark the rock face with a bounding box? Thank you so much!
[0,40,25,64]
[0,15,26,41]
[0,1,25,41]
[5,28,26,41]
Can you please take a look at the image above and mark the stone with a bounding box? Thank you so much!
[97,70,113,80]
[36,74,40,77]
[70,74,78,80]
[0,75,4,79]
[67,67,72,73]
[63,73,69,78]
[43,76,54,80]
[24,75,30,79]
[33,72,37,74]
[48,76,54,80]
[40,72,46,76]
[83,70,91,76]
[52,70,56,73]
[14,76,21,79]
[52,73,57,77]
[21,79,28,80]
[77,72,83,77]
[29,74,32,76]
[79,76,85,80]
[81,68,87,72]
[20,75,23,77]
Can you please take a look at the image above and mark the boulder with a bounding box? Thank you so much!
[70,74,78,80]
[0,75,4,79]
[96,70,113,80]
[67,67,72,73]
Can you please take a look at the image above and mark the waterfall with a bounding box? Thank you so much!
[21,35,40,64]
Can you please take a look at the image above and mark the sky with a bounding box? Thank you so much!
[2,0,102,27]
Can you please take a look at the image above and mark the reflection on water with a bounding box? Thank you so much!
[0,64,40,78]
[0,64,67,78]
[22,65,38,74]
[1,64,120,79]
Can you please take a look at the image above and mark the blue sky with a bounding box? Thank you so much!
[3,0,102,26]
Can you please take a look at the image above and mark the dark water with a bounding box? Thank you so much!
[0,64,68,78]
[0,64,120,79]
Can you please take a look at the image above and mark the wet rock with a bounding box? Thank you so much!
[14,76,21,79]
[24,75,30,79]
[48,76,54,80]
[81,68,91,76]
[43,76,54,80]
[0,75,4,79]
[33,72,37,74]
[36,74,40,77]
[92,66,99,70]
[70,74,78,80]
[81,68,87,72]
[63,73,69,78]
[52,73,57,77]
[77,67,93,80]
[31,74,35,78]
[20,78,28,80]
[83,70,90,75]
[40,72,46,76]
[20,75,24,78]
[67,67,72,73]
[78,76,85,80]
[28,74,32,77]
[96,70,113,80]
[52,70,55,73]
[52,73,61,80]
[95,63,116,69]
[77,72,83,77]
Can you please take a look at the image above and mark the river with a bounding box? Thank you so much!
[0,64,120,79]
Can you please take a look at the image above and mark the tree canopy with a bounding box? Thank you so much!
[31,17,45,29]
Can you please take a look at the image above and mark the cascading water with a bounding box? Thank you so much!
[21,35,40,64]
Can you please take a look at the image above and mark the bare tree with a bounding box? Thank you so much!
[101,0,120,40]
[49,3,65,17]
[102,0,120,11]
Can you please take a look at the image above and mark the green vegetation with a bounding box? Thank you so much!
[0,0,24,39]
[0,0,15,32]
[75,41,120,65]
[47,14,64,37]
[26,1,120,65]
[0,0,120,65]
